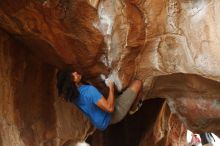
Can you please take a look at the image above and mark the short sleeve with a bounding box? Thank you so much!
[89,86,103,104]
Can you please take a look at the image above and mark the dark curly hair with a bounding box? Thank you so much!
[56,67,79,102]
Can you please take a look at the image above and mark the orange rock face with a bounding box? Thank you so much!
[1,0,220,145]
[0,30,93,146]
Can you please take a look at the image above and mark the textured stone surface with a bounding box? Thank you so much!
[1,0,220,145]
[139,102,187,146]
[0,30,93,146]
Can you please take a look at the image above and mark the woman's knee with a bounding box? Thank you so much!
[129,80,142,93]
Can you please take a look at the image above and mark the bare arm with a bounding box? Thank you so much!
[96,80,115,113]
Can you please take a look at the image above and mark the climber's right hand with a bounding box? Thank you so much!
[106,79,114,89]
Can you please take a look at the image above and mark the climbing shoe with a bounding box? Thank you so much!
[129,100,143,115]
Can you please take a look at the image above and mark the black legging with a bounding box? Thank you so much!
[200,133,215,145]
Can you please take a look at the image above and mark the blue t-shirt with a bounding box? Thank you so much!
[74,85,111,130]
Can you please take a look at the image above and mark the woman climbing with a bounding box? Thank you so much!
[56,67,143,130]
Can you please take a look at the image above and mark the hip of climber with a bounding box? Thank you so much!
[56,67,143,130]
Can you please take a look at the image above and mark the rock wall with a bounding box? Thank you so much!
[139,102,187,146]
[0,30,93,146]
[1,0,220,145]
